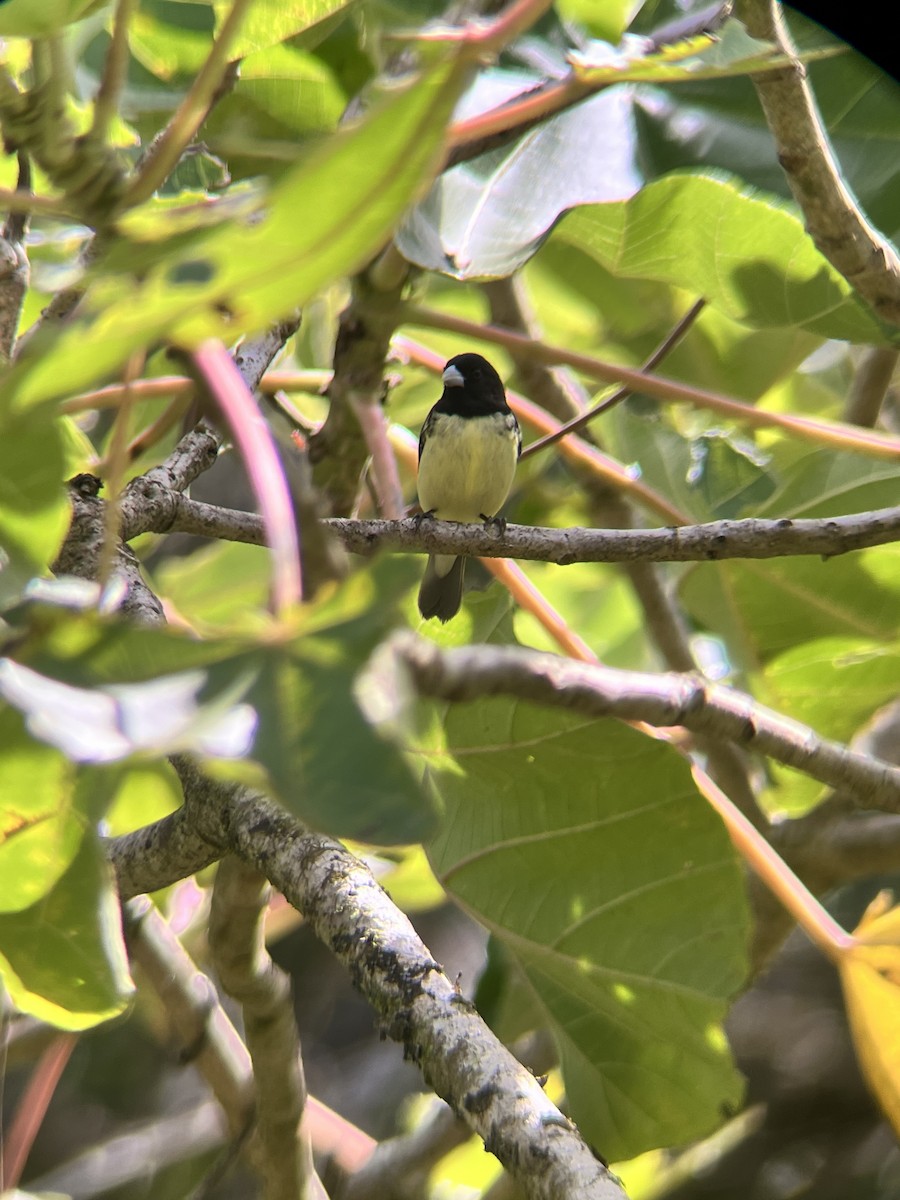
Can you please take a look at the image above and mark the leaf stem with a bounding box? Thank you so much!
[693,767,853,963]
[91,0,138,145]
[123,0,253,208]
[402,304,900,460]
[520,299,706,461]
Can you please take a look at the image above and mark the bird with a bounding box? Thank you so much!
[416,353,521,622]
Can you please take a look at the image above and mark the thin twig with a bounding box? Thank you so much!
[401,306,900,459]
[124,0,253,207]
[91,0,138,144]
[844,346,898,428]
[520,299,706,460]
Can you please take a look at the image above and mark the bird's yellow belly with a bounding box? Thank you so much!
[418,413,518,522]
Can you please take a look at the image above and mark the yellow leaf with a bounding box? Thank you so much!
[839,892,900,1136]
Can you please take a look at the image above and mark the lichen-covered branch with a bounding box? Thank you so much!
[737,0,900,326]
[387,634,900,812]
[111,761,627,1200]
[135,500,900,564]
[209,857,325,1200]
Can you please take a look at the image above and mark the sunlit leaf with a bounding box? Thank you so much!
[762,638,900,745]
[0,707,82,912]
[558,172,891,343]
[398,74,642,279]
[0,410,69,606]
[424,699,748,1160]
[2,55,468,408]
[0,0,107,35]
[839,894,900,1139]
[212,0,357,56]
[0,832,133,1030]
[633,11,900,242]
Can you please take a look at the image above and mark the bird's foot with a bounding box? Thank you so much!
[481,513,507,535]
[413,508,437,530]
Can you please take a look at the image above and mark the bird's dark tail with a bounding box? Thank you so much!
[418,555,465,622]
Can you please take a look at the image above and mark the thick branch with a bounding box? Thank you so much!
[136,500,900,564]
[110,763,625,1200]
[209,857,324,1200]
[736,0,900,326]
[388,635,900,813]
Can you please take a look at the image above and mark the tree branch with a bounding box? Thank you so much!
[736,0,900,326]
[109,763,627,1200]
[385,634,900,813]
[134,500,900,563]
[209,857,325,1200]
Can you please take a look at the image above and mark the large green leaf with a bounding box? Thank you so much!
[0,410,69,606]
[7,567,433,844]
[633,12,900,243]
[0,832,133,1030]
[762,637,900,746]
[681,546,900,665]
[679,446,900,662]
[3,54,468,409]
[0,707,83,912]
[397,72,643,279]
[0,0,107,35]
[556,173,890,344]
[426,699,749,1160]
[212,0,357,56]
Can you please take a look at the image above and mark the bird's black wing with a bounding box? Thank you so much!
[418,405,438,462]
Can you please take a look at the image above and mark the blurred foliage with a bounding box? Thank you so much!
[1,0,900,1197]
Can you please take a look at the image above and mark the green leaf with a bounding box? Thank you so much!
[556,0,637,44]
[0,410,69,605]
[633,12,900,244]
[0,0,107,35]
[0,707,83,912]
[763,637,900,746]
[212,0,356,56]
[8,566,433,844]
[203,42,346,158]
[556,173,891,344]
[426,700,748,1160]
[679,447,900,661]
[154,539,271,629]
[604,400,778,524]
[397,72,643,279]
[0,656,259,763]
[232,617,436,843]
[0,832,133,1030]
[681,548,900,664]
[3,54,468,408]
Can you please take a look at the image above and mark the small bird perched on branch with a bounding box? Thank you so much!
[417,353,521,622]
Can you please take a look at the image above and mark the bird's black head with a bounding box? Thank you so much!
[437,353,508,416]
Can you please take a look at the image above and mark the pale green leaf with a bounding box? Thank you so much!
[0,0,107,35]
[557,173,891,344]
[213,0,357,56]
[0,832,133,1030]
[426,700,748,1160]
[3,55,468,409]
